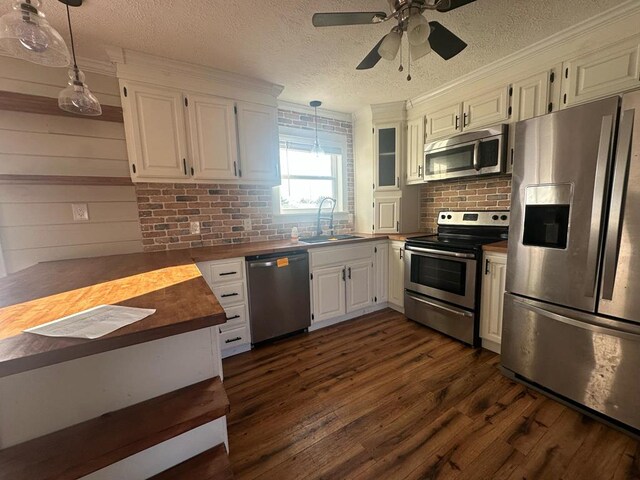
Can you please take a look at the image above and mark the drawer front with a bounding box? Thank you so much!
[220,326,250,349]
[209,259,244,284]
[212,281,245,307]
[311,244,374,268]
[220,304,248,332]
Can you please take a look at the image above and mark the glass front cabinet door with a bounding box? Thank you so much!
[374,124,400,191]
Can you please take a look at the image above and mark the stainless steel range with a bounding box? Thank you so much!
[404,211,509,346]
[502,90,640,433]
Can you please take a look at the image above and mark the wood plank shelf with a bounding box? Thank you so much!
[150,443,234,480]
[0,377,230,480]
[0,90,124,123]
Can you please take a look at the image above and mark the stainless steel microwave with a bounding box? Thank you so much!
[423,124,508,181]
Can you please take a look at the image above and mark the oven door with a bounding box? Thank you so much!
[404,246,477,309]
[424,133,505,181]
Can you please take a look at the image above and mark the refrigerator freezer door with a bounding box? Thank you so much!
[507,96,619,312]
[599,90,640,322]
[502,293,640,430]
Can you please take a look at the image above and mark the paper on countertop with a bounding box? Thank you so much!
[23,305,156,339]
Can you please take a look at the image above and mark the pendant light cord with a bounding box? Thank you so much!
[65,5,78,70]
[314,106,319,147]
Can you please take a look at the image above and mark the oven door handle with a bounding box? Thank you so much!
[406,292,474,318]
[405,245,476,259]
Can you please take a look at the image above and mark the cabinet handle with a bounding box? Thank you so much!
[396,221,400,233]
[219,271,237,276]
[233,161,237,177]
[183,158,188,175]
[455,115,459,129]
[225,337,242,344]
[342,268,346,282]
[463,112,468,127]
[485,259,490,275]
[400,248,404,260]
[221,292,239,298]
[418,165,422,177]
[225,314,241,320]
[348,267,352,279]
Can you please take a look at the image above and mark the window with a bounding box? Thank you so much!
[276,130,346,215]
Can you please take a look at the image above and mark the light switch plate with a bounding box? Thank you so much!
[243,218,252,230]
[190,221,200,234]
[71,203,89,221]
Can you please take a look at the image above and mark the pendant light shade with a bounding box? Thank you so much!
[58,65,101,115]
[410,38,431,60]
[310,100,324,156]
[57,2,101,116]
[0,0,70,66]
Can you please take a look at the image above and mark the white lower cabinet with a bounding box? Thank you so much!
[480,252,507,353]
[312,265,347,323]
[374,242,389,304]
[310,243,382,328]
[197,257,251,358]
[388,241,405,311]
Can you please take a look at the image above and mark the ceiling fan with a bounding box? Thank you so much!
[312,0,476,75]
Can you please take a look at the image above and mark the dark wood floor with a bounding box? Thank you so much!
[223,309,640,480]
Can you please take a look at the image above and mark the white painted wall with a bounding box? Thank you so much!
[353,106,373,233]
[0,56,142,276]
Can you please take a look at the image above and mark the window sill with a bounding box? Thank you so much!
[272,211,351,223]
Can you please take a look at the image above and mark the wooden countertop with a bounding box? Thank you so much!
[0,233,424,377]
[483,240,509,253]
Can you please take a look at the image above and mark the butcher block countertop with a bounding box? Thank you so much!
[483,240,509,253]
[0,233,422,377]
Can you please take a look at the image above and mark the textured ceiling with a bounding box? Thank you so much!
[33,0,620,112]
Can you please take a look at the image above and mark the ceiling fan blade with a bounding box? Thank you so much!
[312,12,387,27]
[428,21,467,60]
[356,36,386,70]
[436,0,476,12]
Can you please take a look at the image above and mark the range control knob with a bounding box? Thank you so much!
[492,215,499,220]
[447,215,452,219]
[441,214,446,219]
[500,215,508,221]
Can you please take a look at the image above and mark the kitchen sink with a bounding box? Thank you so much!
[299,234,363,244]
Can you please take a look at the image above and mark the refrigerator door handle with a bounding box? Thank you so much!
[584,114,614,297]
[602,108,635,300]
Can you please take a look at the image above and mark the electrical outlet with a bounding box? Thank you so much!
[71,203,89,221]
[243,218,252,230]
[190,221,200,234]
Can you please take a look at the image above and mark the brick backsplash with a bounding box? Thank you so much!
[136,109,354,252]
[420,175,512,232]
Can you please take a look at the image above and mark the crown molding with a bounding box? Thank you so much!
[105,46,284,100]
[278,100,352,123]
[371,100,406,123]
[407,0,640,111]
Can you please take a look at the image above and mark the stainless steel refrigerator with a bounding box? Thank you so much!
[502,90,640,432]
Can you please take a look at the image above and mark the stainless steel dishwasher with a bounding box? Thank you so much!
[246,251,311,344]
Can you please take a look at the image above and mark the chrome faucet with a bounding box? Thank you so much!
[316,197,337,236]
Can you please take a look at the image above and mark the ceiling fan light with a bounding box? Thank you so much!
[407,13,430,46]
[378,29,401,61]
[0,0,70,67]
[58,66,102,116]
[410,39,431,60]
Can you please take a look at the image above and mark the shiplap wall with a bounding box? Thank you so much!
[0,57,142,276]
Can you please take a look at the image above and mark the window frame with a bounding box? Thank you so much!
[274,126,348,217]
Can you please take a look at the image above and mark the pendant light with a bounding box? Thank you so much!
[0,0,70,66]
[309,100,324,156]
[57,0,101,116]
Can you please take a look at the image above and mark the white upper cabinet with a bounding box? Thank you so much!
[122,82,190,180]
[374,196,400,233]
[186,94,238,181]
[463,86,510,131]
[511,71,552,122]
[426,102,462,140]
[561,37,640,108]
[236,102,280,183]
[374,123,401,191]
[406,117,425,185]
